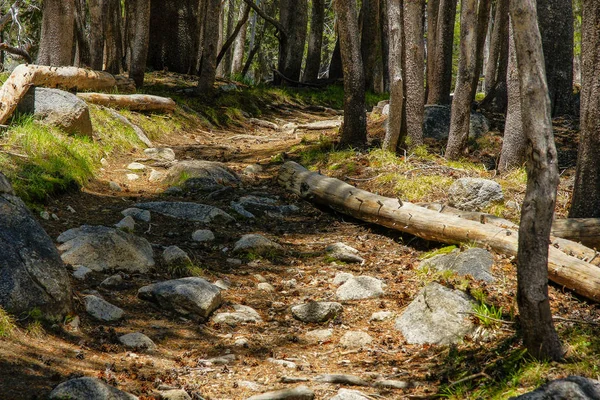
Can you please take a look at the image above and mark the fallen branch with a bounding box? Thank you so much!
[0,43,31,63]
[76,93,176,113]
[278,161,600,303]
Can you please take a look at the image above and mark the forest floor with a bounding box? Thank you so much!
[0,76,599,400]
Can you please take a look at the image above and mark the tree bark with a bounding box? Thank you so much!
[484,0,508,93]
[403,0,424,148]
[223,0,237,76]
[333,0,367,147]
[126,0,151,87]
[76,93,176,112]
[278,161,600,304]
[328,37,343,80]
[426,0,457,105]
[471,0,492,99]
[216,4,251,69]
[510,0,563,361]
[74,0,90,67]
[37,0,75,66]
[197,0,221,93]
[425,0,439,102]
[88,0,104,70]
[537,0,573,116]
[382,0,404,151]
[380,0,390,92]
[569,0,600,218]
[445,0,478,160]
[360,0,380,91]
[104,0,124,74]
[231,3,250,75]
[498,26,526,171]
[277,0,308,84]
[303,0,324,82]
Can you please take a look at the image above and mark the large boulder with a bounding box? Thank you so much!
[49,377,137,400]
[57,225,155,273]
[165,160,239,187]
[448,177,504,211]
[0,173,71,320]
[510,376,600,400]
[395,282,476,345]
[138,277,222,320]
[135,201,234,223]
[420,248,495,282]
[423,104,489,140]
[16,87,93,138]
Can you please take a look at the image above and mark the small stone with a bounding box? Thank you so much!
[213,279,231,290]
[51,213,59,220]
[100,274,124,288]
[339,331,373,349]
[305,329,333,343]
[370,311,394,321]
[257,282,275,292]
[192,229,215,242]
[291,301,343,323]
[253,274,268,283]
[66,205,76,213]
[162,246,192,267]
[233,234,283,255]
[282,279,297,288]
[158,389,191,400]
[84,295,124,322]
[235,337,249,347]
[149,169,164,182]
[448,177,504,211]
[336,276,385,301]
[144,147,176,162]
[119,332,156,351]
[212,304,262,325]
[109,181,122,191]
[238,381,261,391]
[227,258,242,265]
[506,200,520,211]
[246,385,314,400]
[329,388,370,400]
[244,164,264,175]
[72,265,92,280]
[100,158,108,166]
[315,374,370,386]
[40,211,51,220]
[115,216,135,232]
[326,242,364,264]
[127,162,146,171]
[267,358,297,369]
[333,272,353,286]
[382,104,390,116]
[126,173,140,181]
[121,208,151,222]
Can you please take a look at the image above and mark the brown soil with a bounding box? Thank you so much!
[0,104,596,400]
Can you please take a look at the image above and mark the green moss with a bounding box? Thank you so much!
[0,306,16,338]
[420,245,458,260]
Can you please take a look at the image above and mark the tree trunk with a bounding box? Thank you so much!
[471,0,492,99]
[223,0,237,76]
[498,26,526,171]
[510,0,563,361]
[88,0,104,70]
[426,0,457,105]
[231,3,250,75]
[360,0,380,92]
[216,4,251,69]
[380,0,390,92]
[197,0,221,93]
[484,0,508,93]
[277,0,308,84]
[303,0,324,82]
[126,0,151,87]
[328,37,343,80]
[425,0,439,101]
[537,0,573,116]
[403,0,424,148]
[74,0,90,67]
[104,0,124,74]
[569,0,600,218]
[76,93,176,112]
[37,0,75,66]
[445,0,478,160]
[382,0,404,151]
[334,0,367,147]
[278,161,600,304]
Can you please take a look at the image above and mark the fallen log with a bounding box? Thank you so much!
[278,161,600,302]
[551,218,600,250]
[76,93,176,113]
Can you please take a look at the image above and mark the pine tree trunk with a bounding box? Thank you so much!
[403,0,424,148]
[277,0,308,84]
[510,0,563,361]
[88,0,104,70]
[380,0,390,92]
[231,3,250,75]
[198,0,221,92]
[426,0,457,105]
[445,0,478,160]
[328,37,343,80]
[471,0,492,99]
[425,0,439,102]
[484,0,508,93]
[333,0,367,147]
[104,0,123,74]
[360,0,380,92]
[569,0,600,218]
[223,0,236,76]
[37,0,75,66]
[74,0,90,67]
[126,0,151,87]
[303,0,324,82]
[382,0,404,151]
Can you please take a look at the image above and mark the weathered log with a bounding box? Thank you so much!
[76,93,176,113]
[278,161,600,302]
[551,219,600,250]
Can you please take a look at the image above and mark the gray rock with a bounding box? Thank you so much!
[231,201,256,218]
[336,276,385,301]
[232,196,298,218]
[235,337,250,347]
[244,164,264,175]
[213,279,231,290]
[158,389,191,400]
[315,374,369,386]
[100,274,124,288]
[138,277,222,320]
[163,186,183,196]
[84,295,124,322]
[149,170,164,182]
[292,301,343,323]
[326,243,364,264]
[17,87,93,137]
[395,282,476,345]
[192,229,215,242]
[421,248,495,282]
[268,358,297,369]
[165,160,239,186]
[57,225,155,273]
[339,331,373,348]
[119,332,156,350]
[162,246,191,267]
[422,104,489,140]
[233,234,283,255]
[448,178,504,211]
[144,147,176,162]
[49,377,137,400]
[246,385,315,400]
[109,181,122,192]
[121,208,151,223]
[509,376,600,400]
[329,389,370,400]
[257,282,276,292]
[238,381,261,391]
[333,272,353,286]
[0,175,71,319]
[127,162,146,171]
[305,329,333,343]
[126,173,140,181]
[135,201,234,223]
[382,104,390,116]
[115,216,135,232]
[212,304,262,325]
[373,380,412,389]
[370,311,394,321]
[72,265,93,280]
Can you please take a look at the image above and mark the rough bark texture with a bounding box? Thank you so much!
[425,0,439,101]
[37,0,75,66]
[382,0,404,151]
[328,37,343,80]
[569,0,600,218]
[104,0,124,74]
[360,0,380,91]
[303,0,324,82]
[510,0,563,361]
[484,0,508,93]
[231,3,250,75]
[76,93,176,113]
[471,0,492,99]
[277,0,308,84]
[278,161,600,304]
[380,0,390,92]
[445,0,478,160]
[216,4,251,69]
[223,0,236,76]
[334,0,367,147]
[88,0,104,70]
[551,218,600,250]
[126,0,151,87]
[498,26,526,171]
[74,0,90,67]
[426,0,457,105]
[198,0,221,93]
[537,0,574,116]
[403,0,424,148]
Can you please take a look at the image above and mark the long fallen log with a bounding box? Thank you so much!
[551,218,600,250]
[0,64,134,124]
[76,93,176,113]
[278,161,600,302]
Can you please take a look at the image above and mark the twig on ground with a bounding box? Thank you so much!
[447,371,490,388]
[345,174,382,182]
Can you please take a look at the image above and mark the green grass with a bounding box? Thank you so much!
[420,245,458,260]
[0,306,16,338]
